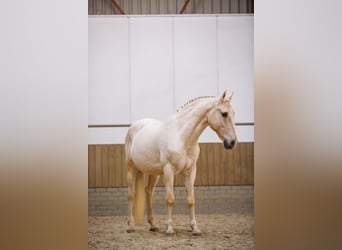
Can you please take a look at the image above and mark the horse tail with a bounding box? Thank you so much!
[134,170,145,225]
[125,122,146,225]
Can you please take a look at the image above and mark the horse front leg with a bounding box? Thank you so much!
[185,165,201,236]
[164,164,175,235]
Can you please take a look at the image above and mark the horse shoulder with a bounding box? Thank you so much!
[163,142,200,174]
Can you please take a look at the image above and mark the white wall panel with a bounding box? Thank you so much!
[88,127,129,145]
[130,17,174,121]
[174,16,218,108]
[235,125,254,142]
[217,16,254,123]
[88,17,130,124]
[199,125,254,143]
[88,15,254,143]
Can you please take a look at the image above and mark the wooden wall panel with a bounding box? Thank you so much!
[240,143,247,184]
[114,145,122,186]
[88,142,254,187]
[108,145,114,186]
[247,142,254,183]
[95,145,103,187]
[102,146,109,187]
[198,143,209,185]
[88,145,96,187]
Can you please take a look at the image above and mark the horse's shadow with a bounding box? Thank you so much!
[129,225,206,239]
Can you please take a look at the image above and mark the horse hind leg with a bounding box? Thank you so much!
[145,175,160,232]
[126,161,136,233]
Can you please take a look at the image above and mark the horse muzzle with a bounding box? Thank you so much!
[223,136,236,150]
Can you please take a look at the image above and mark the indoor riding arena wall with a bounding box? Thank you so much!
[88,14,254,216]
[88,142,254,216]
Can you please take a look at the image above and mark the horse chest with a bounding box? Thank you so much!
[166,148,197,174]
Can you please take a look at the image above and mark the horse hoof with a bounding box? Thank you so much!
[166,231,176,236]
[192,231,201,236]
[126,228,135,233]
[150,227,159,232]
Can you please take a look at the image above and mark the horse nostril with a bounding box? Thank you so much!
[224,139,229,149]
[224,138,236,150]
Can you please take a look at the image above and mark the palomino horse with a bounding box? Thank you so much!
[125,90,237,235]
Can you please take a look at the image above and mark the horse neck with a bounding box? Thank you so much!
[173,98,218,148]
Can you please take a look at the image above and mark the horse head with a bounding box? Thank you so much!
[207,90,238,150]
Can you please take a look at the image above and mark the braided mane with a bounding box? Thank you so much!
[176,95,217,112]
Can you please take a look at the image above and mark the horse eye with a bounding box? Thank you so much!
[221,112,228,118]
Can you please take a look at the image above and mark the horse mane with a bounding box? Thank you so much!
[176,95,217,112]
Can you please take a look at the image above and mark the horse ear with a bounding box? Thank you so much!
[220,90,227,102]
[228,92,234,101]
